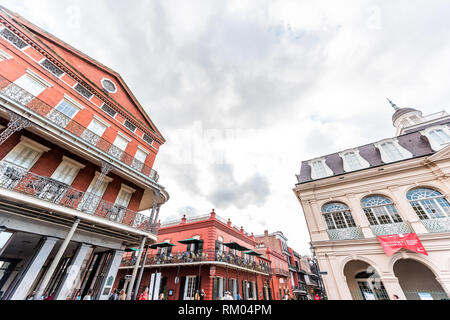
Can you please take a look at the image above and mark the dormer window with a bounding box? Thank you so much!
[421,125,450,151]
[339,149,370,172]
[374,139,412,163]
[308,158,333,180]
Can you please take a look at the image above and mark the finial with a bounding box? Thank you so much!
[387,98,399,111]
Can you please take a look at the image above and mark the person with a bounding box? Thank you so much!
[314,294,321,300]
[44,292,54,300]
[223,291,233,300]
[200,289,205,300]
[119,289,126,300]
[83,289,93,300]
[236,292,242,300]
[158,292,165,300]
[283,293,289,300]
[26,291,36,300]
[139,287,149,300]
[109,289,118,300]
[392,294,399,300]
[194,290,200,300]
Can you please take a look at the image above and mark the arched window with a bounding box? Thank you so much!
[361,195,403,225]
[321,202,357,229]
[407,188,450,220]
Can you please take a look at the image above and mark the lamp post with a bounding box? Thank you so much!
[309,243,327,300]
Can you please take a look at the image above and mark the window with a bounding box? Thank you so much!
[429,129,450,145]
[81,117,108,147]
[51,157,85,185]
[114,185,135,208]
[0,48,12,61]
[55,99,80,118]
[184,276,197,300]
[143,133,153,146]
[87,118,108,137]
[113,133,129,151]
[342,152,363,171]
[131,147,148,171]
[0,28,27,49]
[361,195,403,225]
[41,59,64,77]
[422,126,450,151]
[101,78,117,93]
[407,188,450,220]
[74,83,93,99]
[2,136,49,170]
[124,120,136,133]
[309,159,333,179]
[78,172,112,213]
[380,142,403,162]
[321,202,357,229]
[101,103,117,118]
[14,71,50,97]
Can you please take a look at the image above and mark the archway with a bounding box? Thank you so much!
[344,260,389,300]
[393,259,448,300]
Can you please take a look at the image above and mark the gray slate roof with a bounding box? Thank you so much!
[296,119,450,185]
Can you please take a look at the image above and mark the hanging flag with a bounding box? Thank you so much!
[377,233,428,256]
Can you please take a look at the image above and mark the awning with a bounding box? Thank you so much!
[178,238,204,244]
[223,242,249,251]
[243,250,262,256]
[149,242,176,249]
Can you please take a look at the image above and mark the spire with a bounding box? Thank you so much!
[387,98,399,111]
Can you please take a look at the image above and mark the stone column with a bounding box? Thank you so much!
[149,190,160,224]
[53,243,92,300]
[380,276,406,300]
[9,237,58,300]
[346,193,375,238]
[388,186,428,234]
[97,249,126,300]
[319,254,352,300]
[34,218,80,300]
[307,200,329,241]
[126,237,146,300]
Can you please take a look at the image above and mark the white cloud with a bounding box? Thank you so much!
[3,0,450,254]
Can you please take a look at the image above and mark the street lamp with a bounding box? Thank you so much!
[308,243,327,300]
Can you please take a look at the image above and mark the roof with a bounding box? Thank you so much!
[296,119,449,184]
[392,107,420,123]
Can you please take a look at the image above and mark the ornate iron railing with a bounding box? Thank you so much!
[0,74,159,183]
[370,221,413,236]
[120,249,272,274]
[0,161,158,233]
[293,283,307,292]
[272,268,290,277]
[327,227,364,240]
[421,217,450,233]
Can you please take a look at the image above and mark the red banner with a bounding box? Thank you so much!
[377,233,428,256]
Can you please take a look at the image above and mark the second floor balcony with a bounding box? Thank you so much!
[120,249,272,275]
[370,221,413,236]
[421,217,450,233]
[293,282,307,293]
[0,161,157,233]
[327,226,364,240]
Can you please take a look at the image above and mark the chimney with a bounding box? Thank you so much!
[227,218,232,228]
[210,208,216,220]
[240,226,244,234]
[181,215,186,224]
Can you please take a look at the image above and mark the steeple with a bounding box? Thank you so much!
[387,98,399,111]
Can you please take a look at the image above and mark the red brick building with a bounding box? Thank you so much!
[0,6,168,300]
[116,210,277,300]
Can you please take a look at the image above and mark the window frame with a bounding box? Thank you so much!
[407,188,450,220]
[421,125,450,151]
[308,157,333,180]
[2,136,50,170]
[374,138,412,164]
[361,195,403,225]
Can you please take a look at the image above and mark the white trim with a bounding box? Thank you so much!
[92,171,114,183]
[308,157,334,180]
[0,48,12,60]
[374,138,413,163]
[19,135,51,152]
[101,77,117,93]
[63,94,85,110]
[119,183,136,194]
[116,131,132,142]
[420,125,450,152]
[24,68,53,88]
[338,148,370,172]
[137,145,150,155]
[61,155,86,169]
[92,114,111,128]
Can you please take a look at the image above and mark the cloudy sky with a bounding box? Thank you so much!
[3,0,450,254]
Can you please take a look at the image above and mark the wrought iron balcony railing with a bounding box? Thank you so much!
[0,74,159,183]
[370,221,413,236]
[120,249,272,274]
[327,227,364,240]
[421,217,450,233]
[272,268,290,277]
[0,161,158,233]
[293,282,307,292]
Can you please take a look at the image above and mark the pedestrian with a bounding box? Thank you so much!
[392,294,399,300]
[26,291,36,300]
[83,289,93,300]
[158,292,165,300]
[200,289,205,300]
[139,287,149,300]
[314,294,321,300]
[224,291,233,300]
[109,288,118,300]
[119,289,126,300]
[236,292,242,300]
[194,290,200,300]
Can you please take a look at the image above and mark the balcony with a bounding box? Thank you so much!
[0,161,157,233]
[421,217,450,233]
[327,227,364,240]
[293,282,307,293]
[272,268,290,277]
[370,222,412,236]
[288,263,298,272]
[0,74,159,183]
[120,249,272,274]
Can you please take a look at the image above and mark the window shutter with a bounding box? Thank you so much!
[178,276,186,300]
[195,276,202,292]
[197,241,203,253]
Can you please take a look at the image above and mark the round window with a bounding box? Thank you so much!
[101,78,117,93]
